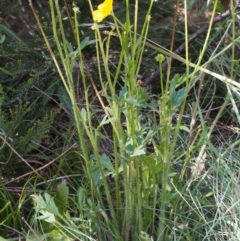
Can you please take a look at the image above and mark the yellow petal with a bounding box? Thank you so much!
[98,2,106,10]
[92,0,113,23]
[92,10,105,22]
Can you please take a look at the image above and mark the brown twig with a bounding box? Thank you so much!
[143,5,239,87]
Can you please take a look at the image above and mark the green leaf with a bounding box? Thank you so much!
[43,193,60,215]
[46,229,73,241]
[179,125,190,133]
[0,237,8,241]
[139,231,152,241]
[57,86,74,123]
[91,153,114,173]
[81,108,87,121]
[56,180,69,213]
[75,37,95,53]
[98,114,116,128]
[32,193,59,216]
[26,234,44,241]
[143,155,162,174]
[0,34,5,44]
[77,187,87,210]
[0,23,29,48]
[171,87,186,108]
[38,210,56,223]
[130,145,145,157]
[211,0,227,12]
[119,87,127,100]
[99,153,114,172]
[80,36,91,49]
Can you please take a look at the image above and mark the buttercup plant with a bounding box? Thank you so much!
[28,0,197,239]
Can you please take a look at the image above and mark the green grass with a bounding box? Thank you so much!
[1,0,240,240]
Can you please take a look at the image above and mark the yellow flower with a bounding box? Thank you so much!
[92,0,113,23]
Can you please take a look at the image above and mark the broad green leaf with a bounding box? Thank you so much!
[130,145,145,157]
[46,229,73,241]
[77,187,87,210]
[99,153,114,172]
[56,180,69,213]
[171,87,186,109]
[0,34,5,44]
[98,114,116,128]
[91,153,114,173]
[143,155,162,174]
[32,193,59,216]
[0,237,8,241]
[81,108,87,121]
[38,210,56,223]
[44,193,60,215]
[26,233,44,241]
[139,231,152,241]
[179,125,190,133]
[57,86,74,123]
